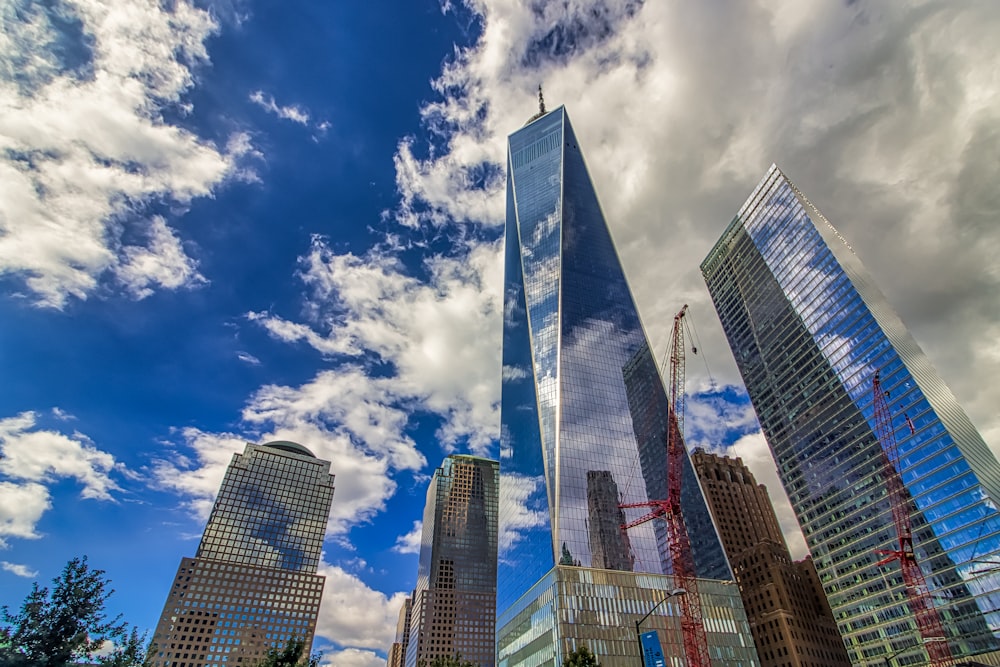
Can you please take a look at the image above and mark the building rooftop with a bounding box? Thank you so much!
[260,440,316,458]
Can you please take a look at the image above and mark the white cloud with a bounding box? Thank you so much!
[250,235,503,455]
[391,520,422,555]
[0,412,121,546]
[320,648,386,667]
[315,562,409,649]
[501,365,529,382]
[116,216,207,299]
[244,370,425,472]
[247,310,354,356]
[0,412,119,500]
[0,481,50,546]
[0,0,255,307]
[250,90,311,125]
[1,561,39,578]
[151,429,248,522]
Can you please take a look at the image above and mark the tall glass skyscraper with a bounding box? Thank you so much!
[701,165,1000,666]
[151,441,335,667]
[407,455,499,667]
[498,105,757,667]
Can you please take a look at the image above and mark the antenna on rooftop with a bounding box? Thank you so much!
[525,85,548,125]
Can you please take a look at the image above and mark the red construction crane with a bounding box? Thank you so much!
[871,371,954,667]
[620,305,711,667]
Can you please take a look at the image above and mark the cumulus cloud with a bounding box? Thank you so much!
[151,429,247,522]
[0,0,255,307]
[0,412,119,499]
[391,520,422,554]
[0,412,121,546]
[250,235,503,455]
[116,216,207,299]
[315,562,409,648]
[0,482,50,546]
[320,648,387,667]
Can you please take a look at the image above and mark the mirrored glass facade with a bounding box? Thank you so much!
[198,441,334,571]
[701,165,1000,666]
[151,441,335,667]
[499,107,753,667]
[408,455,499,667]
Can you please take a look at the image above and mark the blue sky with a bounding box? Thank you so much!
[2,2,1000,667]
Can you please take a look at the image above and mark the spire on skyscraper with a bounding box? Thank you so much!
[525,84,547,124]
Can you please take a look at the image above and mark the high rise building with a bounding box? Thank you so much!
[387,596,412,667]
[406,455,499,667]
[151,441,335,667]
[701,164,1000,666]
[692,450,851,667]
[497,103,758,667]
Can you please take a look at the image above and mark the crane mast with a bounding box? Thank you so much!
[871,371,953,667]
[620,305,710,667]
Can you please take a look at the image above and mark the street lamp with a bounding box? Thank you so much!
[635,588,687,667]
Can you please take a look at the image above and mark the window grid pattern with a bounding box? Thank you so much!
[408,456,499,667]
[151,557,325,667]
[701,165,1000,665]
[198,444,334,572]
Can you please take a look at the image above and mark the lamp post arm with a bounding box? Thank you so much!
[635,589,686,667]
[638,596,671,628]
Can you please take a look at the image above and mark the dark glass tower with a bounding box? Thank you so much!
[701,165,1000,666]
[151,441,335,667]
[407,455,499,667]
[497,105,757,667]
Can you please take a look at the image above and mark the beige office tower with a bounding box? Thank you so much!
[387,596,412,667]
[692,450,850,667]
[150,441,335,667]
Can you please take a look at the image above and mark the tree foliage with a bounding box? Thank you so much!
[563,645,601,667]
[417,654,479,667]
[254,637,320,667]
[0,557,148,667]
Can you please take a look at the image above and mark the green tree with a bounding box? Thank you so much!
[417,653,478,667]
[254,637,320,667]
[563,645,601,667]
[0,557,148,667]
[97,628,152,667]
